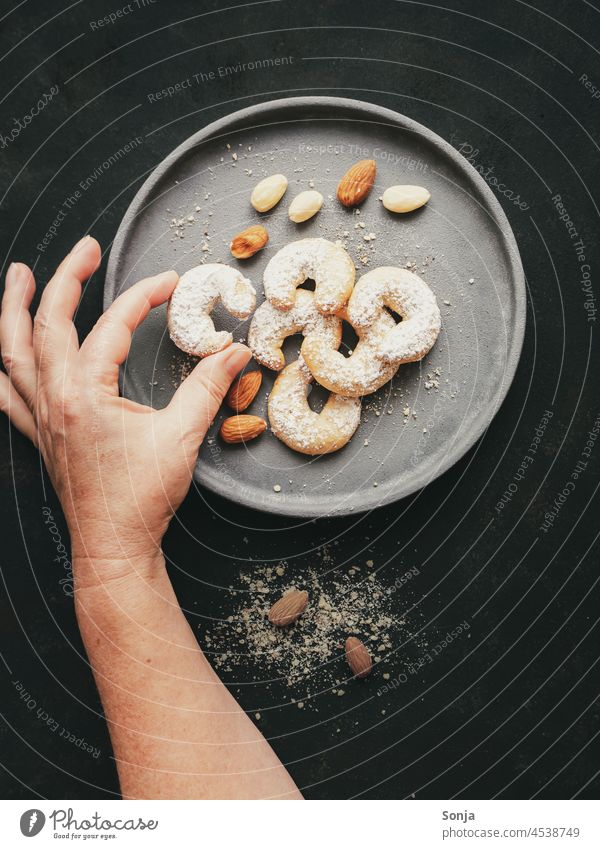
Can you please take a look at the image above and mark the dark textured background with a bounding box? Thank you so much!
[0,0,599,800]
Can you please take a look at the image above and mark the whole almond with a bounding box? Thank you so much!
[225,371,262,412]
[288,189,324,223]
[268,589,309,627]
[337,159,376,207]
[220,414,266,444]
[382,185,431,213]
[345,636,372,679]
[251,173,288,212]
[230,225,269,259]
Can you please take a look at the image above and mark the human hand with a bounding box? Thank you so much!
[0,236,251,583]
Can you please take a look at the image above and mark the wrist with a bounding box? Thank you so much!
[72,548,167,592]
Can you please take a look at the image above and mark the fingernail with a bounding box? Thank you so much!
[71,235,91,253]
[6,262,28,287]
[223,343,252,374]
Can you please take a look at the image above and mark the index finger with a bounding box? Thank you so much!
[79,270,178,390]
[33,236,102,376]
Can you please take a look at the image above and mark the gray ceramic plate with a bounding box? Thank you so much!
[105,96,525,518]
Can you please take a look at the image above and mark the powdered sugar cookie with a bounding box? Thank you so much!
[168,263,256,356]
[248,289,342,377]
[263,238,355,314]
[268,361,362,455]
[301,307,399,398]
[348,267,441,364]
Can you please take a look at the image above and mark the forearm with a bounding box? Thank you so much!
[73,555,302,800]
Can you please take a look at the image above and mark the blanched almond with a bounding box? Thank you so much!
[288,190,324,223]
[382,185,430,213]
[251,174,288,212]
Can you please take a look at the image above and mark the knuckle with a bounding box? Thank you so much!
[199,374,226,409]
[49,379,83,427]
[93,311,123,345]
[1,348,22,374]
[96,311,119,334]
[58,392,82,424]
[33,311,52,342]
[36,396,50,431]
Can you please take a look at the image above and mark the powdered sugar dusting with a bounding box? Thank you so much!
[168,263,256,356]
[349,267,441,364]
[263,237,355,314]
[248,289,341,378]
[268,361,361,454]
[301,308,399,398]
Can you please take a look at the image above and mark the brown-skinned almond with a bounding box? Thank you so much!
[220,414,266,444]
[268,590,309,627]
[225,371,262,412]
[345,636,372,678]
[337,159,376,207]
[230,225,269,259]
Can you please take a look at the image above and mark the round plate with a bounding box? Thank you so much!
[105,96,525,518]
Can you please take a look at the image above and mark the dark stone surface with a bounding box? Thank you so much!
[0,0,599,800]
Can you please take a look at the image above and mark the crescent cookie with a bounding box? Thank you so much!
[348,267,441,364]
[268,361,362,455]
[248,289,342,377]
[301,307,399,398]
[168,263,256,357]
[263,238,355,314]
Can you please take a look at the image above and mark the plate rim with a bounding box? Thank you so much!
[105,95,526,517]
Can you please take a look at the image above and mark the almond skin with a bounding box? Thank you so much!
[220,414,266,444]
[225,371,262,412]
[345,636,372,678]
[337,159,376,207]
[230,225,269,259]
[268,590,309,627]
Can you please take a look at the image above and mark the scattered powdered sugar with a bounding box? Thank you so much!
[201,555,425,697]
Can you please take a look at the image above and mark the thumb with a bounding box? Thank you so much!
[166,343,253,442]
